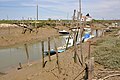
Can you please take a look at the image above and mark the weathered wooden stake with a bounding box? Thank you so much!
[41,41,45,68]
[74,32,77,63]
[48,37,51,61]
[88,41,91,59]
[79,13,84,63]
[102,29,104,37]
[84,63,88,80]
[83,16,86,27]
[90,28,93,36]
[80,29,83,63]
[35,18,38,34]
[96,29,98,37]
[65,32,71,50]
[72,10,76,27]
[54,38,61,73]
[76,11,80,42]
[19,62,22,68]
[86,40,94,80]
[17,62,22,70]
[88,57,94,80]
[73,10,76,20]
[24,44,30,66]
[73,11,83,66]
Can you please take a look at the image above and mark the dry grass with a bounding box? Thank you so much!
[92,31,120,69]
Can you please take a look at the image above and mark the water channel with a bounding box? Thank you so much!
[0,30,102,72]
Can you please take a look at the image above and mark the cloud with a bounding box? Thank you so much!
[0,0,120,20]
[81,0,120,19]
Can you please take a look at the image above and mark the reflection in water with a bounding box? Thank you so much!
[0,36,65,72]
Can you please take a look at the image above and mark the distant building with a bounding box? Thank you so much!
[81,13,92,22]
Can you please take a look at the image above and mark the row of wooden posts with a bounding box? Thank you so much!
[42,37,61,73]
[72,29,94,80]
[23,37,61,73]
[23,29,104,80]
[69,9,104,80]
[22,9,105,80]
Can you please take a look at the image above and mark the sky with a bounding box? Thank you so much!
[0,0,120,20]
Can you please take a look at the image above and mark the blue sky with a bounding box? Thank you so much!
[0,0,120,20]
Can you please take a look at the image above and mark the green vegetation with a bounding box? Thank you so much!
[0,19,119,28]
[0,20,72,28]
[92,31,120,69]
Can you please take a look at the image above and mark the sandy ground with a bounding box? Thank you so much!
[0,41,90,80]
[0,24,70,48]
[0,24,120,80]
[0,24,89,80]
[1,37,117,80]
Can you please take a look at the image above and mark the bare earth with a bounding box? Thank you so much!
[0,24,120,80]
[0,41,90,80]
[0,25,61,48]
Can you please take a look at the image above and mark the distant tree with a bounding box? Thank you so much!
[48,18,52,21]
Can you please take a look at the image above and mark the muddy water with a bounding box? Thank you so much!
[0,36,65,72]
[0,30,102,72]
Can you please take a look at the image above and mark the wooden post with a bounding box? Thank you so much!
[88,57,94,80]
[74,32,77,63]
[72,10,76,28]
[24,44,30,66]
[83,16,86,28]
[73,10,76,20]
[17,62,22,70]
[65,32,71,50]
[96,29,98,37]
[19,62,22,68]
[54,38,61,73]
[77,11,80,26]
[84,63,88,80]
[80,13,84,63]
[80,30,83,62]
[90,28,93,36]
[48,37,51,61]
[88,41,91,59]
[102,29,104,37]
[41,41,45,68]
[76,11,80,42]
[35,18,38,34]
[87,40,94,80]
